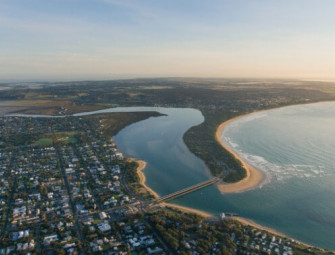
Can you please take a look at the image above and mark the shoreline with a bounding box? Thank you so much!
[215,112,266,193]
[234,217,322,249]
[132,158,160,199]
[133,157,286,231]
[215,100,335,193]
[129,101,335,251]
[234,216,287,238]
[164,203,213,218]
[214,108,331,250]
[132,158,213,218]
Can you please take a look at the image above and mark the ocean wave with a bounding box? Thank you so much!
[221,136,239,149]
[223,112,268,133]
[234,150,331,184]
[238,112,268,124]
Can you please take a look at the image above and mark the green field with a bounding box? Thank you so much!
[58,136,78,144]
[35,138,53,146]
[35,132,78,146]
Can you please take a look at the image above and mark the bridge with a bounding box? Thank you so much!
[154,177,220,203]
[77,177,221,219]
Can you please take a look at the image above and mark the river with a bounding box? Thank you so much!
[7,103,335,250]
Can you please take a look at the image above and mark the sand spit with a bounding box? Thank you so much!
[215,114,265,193]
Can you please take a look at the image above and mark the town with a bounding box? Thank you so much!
[0,114,332,254]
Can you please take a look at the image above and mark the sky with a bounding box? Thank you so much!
[0,0,335,81]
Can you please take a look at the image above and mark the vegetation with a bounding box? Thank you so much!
[123,160,155,200]
[2,78,335,182]
[0,133,38,147]
[35,138,53,146]
[147,209,333,255]
[82,112,164,137]
[184,111,247,182]
[0,95,334,254]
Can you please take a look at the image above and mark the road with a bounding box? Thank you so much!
[53,137,87,254]
[0,152,16,240]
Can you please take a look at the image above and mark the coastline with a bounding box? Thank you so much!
[132,158,213,218]
[133,158,160,199]
[215,113,266,193]
[234,217,321,249]
[234,217,287,238]
[215,109,329,250]
[132,160,292,237]
[164,203,213,218]
[215,100,335,193]
[127,104,335,251]
[133,157,285,229]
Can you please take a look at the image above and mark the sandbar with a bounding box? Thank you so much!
[215,113,265,193]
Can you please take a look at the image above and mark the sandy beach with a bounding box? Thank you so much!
[132,158,213,218]
[215,113,265,193]
[164,203,213,218]
[234,217,287,238]
[130,136,309,245]
[132,158,160,199]
[134,156,287,228]
[135,156,283,230]
[235,217,318,248]
[129,106,330,250]
[216,102,335,193]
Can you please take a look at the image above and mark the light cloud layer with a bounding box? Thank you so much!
[1,0,335,81]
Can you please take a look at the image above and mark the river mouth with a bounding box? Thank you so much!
[7,104,335,250]
[113,104,335,251]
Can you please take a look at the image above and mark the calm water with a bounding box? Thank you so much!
[113,103,335,250]
[10,104,335,250]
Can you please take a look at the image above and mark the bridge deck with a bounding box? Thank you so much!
[155,177,220,203]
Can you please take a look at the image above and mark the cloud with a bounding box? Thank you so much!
[101,0,157,19]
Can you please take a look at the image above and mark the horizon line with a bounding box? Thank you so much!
[2,76,335,84]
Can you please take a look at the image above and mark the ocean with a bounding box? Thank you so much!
[112,103,335,250]
[13,103,335,249]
